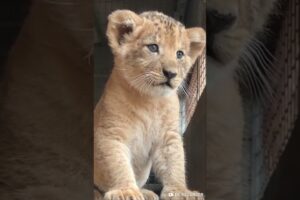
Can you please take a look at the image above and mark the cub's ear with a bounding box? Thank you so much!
[186,27,206,60]
[106,10,143,51]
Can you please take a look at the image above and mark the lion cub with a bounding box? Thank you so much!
[94,10,205,200]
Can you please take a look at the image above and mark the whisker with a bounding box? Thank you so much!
[239,58,261,102]
[239,46,276,105]
[179,81,190,98]
[251,37,277,61]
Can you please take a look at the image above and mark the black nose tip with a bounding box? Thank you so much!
[163,69,177,80]
[207,9,236,58]
[207,9,236,36]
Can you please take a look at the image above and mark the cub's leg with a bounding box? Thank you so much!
[94,138,144,200]
[152,132,204,200]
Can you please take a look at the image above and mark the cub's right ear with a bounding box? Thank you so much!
[186,27,206,61]
[106,10,143,52]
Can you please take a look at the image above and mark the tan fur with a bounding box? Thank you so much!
[94,10,205,200]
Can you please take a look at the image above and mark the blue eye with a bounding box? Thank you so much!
[147,44,159,53]
[176,50,184,59]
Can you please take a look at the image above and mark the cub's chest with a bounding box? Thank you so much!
[133,106,172,136]
[129,109,168,162]
[127,100,179,166]
[128,107,179,150]
[126,97,180,144]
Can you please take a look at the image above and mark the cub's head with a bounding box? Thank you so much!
[106,10,205,96]
[207,0,276,64]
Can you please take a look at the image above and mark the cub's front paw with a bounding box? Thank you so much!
[160,187,204,200]
[141,189,159,200]
[104,187,144,200]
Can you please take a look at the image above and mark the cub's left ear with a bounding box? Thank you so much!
[186,27,206,60]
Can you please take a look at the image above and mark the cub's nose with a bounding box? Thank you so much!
[163,69,177,80]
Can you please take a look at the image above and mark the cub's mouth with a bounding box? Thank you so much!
[152,81,174,89]
[159,81,173,88]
